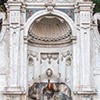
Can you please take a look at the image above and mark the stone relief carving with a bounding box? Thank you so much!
[81,12,90,24]
[94,46,100,68]
[26,8,45,20]
[28,56,34,66]
[26,8,74,21]
[45,3,55,12]
[92,13,100,69]
[66,57,71,66]
[28,50,38,62]
[29,30,71,42]
[0,13,7,44]
[56,9,74,21]
[10,11,20,24]
[28,51,39,85]
[93,13,100,34]
[40,53,59,64]
[61,50,72,66]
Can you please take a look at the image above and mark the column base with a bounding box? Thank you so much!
[74,86,97,95]
[3,87,26,95]
[3,87,26,100]
[73,89,97,100]
[74,91,97,95]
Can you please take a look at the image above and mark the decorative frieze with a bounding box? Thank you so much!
[26,8,74,21]
[40,53,59,64]
[25,0,75,3]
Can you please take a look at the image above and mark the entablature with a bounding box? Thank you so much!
[25,0,76,4]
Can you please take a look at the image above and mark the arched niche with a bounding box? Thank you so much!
[24,9,76,37]
[24,9,76,100]
[28,14,72,46]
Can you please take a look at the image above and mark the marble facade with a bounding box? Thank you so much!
[0,0,100,99]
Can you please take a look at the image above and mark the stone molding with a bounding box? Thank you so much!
[3,87,26,95]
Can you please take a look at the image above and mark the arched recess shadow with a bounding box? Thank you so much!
[24,9,76,38]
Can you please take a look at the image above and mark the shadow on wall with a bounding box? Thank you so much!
[97,19,100,34]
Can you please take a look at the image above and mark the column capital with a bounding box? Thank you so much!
[7,1,23,10]
[77,2,94,11]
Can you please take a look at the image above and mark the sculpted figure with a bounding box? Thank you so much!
[94,13,100,34]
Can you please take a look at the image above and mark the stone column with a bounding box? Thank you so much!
[9,4,21,88]
[75,2,96,99]
[79,1,93,91]
[4,1,25,100]
[72,5,80,100]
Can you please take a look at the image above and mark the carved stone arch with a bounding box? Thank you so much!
[25,9,74,100]
[24,9,76,38]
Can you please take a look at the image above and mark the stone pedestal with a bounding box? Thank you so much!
[4,87,26,100]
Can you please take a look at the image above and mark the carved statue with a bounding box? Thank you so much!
[94,13,100,34]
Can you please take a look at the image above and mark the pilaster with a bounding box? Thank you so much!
[79,1,93,91]
[74,1,96,99]
[4,1,26,100]
[72,4,80,100]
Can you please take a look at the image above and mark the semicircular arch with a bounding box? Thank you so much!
[24,9,76,37]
